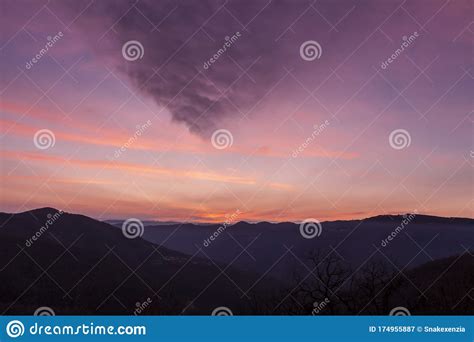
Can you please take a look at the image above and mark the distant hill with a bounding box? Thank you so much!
[138,214,473,280]
[0,208,271,315]
[251,251,474,315]
[401,252,474,314]
[105,219,186,226]
[1,208,472,315]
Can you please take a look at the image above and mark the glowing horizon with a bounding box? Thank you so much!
[1,0,472,223]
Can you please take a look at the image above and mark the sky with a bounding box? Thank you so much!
[0,0,472,222]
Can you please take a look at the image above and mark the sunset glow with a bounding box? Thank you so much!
[1,0,472,222]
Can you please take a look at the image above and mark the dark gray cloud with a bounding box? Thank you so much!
[63,0,302,136]
[54,0,471,137]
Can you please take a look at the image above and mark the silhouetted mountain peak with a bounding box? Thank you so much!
[365,213,473,225]
[0,207,274,315]
[0,207,62,217]
[233,221,256,227]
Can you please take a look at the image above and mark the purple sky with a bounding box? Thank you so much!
[0,0,472,222]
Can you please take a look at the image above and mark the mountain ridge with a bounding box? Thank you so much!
[0,207,472,315]
[2,207,472,227]
[0,207,273,315]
